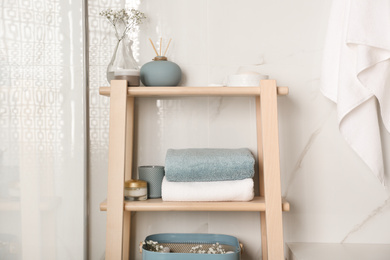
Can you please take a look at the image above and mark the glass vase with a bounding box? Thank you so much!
[107,36,139,84]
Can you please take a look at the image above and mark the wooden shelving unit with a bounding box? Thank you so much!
[99,79,289,260]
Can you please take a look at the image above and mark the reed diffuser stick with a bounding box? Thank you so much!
[159,37,162,56]
[163,38,172,56]
[149,38,159,56]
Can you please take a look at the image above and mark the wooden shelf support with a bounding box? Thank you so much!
[105,80,129,260]
[260,80,285,260]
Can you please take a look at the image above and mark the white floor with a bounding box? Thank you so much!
[287,243,390,260]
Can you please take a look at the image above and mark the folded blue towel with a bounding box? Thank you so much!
[165,148,255,182]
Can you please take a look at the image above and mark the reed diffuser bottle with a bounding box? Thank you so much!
[140,38,182,86]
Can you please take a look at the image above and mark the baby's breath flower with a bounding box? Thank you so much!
[100,8,146,40]
[190,242,226,254]
[143,240,227,254]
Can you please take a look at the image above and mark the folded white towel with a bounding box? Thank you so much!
[161,177,254,202]
[321,0,390,185]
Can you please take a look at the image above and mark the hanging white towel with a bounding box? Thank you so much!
[321,0,390,185]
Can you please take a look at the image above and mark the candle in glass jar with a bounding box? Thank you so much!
[124,179,147,201]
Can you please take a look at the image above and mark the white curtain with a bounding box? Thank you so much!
[0,0,86,259]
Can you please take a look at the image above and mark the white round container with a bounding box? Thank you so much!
[227,73,269,87]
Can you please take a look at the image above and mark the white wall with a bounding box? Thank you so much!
[88,1,390,259]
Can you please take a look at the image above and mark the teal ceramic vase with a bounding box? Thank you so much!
[140,56,182,86]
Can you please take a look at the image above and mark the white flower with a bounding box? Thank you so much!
[100,8,146,40]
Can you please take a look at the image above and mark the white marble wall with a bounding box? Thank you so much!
[88,0,390,259]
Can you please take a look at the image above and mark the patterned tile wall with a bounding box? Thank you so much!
[0,0,85,258]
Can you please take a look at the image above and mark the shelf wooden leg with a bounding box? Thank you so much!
[105,80,128,260]
[260,80,285,260]
[125,96,135,181]
[122,211,131,260]
[260,212,268,260]
[123,93,134,260]
[256,96,268,260]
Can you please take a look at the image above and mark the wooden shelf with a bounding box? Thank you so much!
[100,196,290,212]
[99,85,289,97]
